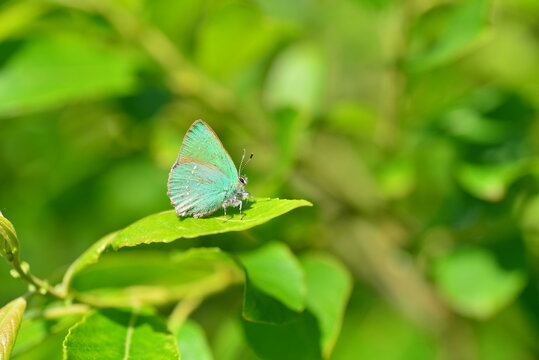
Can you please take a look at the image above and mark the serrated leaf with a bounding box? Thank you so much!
[433,248,526,319]
[301,253,352,358]
[111,198,312,249]
[12,311,84,358]
[62,198,311,294]
[0,34,138,116]
[69,249,241,307]
[64,309,179,360]
[238,242,305,324]
[0,297,26,359]
[176,320,213,360]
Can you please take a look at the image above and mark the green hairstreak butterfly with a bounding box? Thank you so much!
[167,120,252,219]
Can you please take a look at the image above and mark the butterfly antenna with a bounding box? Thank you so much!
[239,149,246,174]
[239,149,254,175]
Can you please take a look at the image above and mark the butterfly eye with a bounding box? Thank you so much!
[239,176,248,185]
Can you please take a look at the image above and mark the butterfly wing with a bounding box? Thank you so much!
[168,162,231,217]
[167,120,239,217]
[178,120,238,182]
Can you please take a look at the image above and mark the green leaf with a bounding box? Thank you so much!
[62,233,117,291]
[0,1,48,42]
[238,242,305,323]
[407,0,488,71]
[62,198,311,292]
[375,158,416,200]
[64,309,180,360]
[456,162,526,202]
[331,301,436,360]
[0,34,138,116]
[440,108,513,145]
[69,249,241,307]
[301,254,352,358]
[242,311,322,360]
[265,43,326,114]
[0,297,26,359]
[176,320,213,360]
[111,198,312,249]
[213,317,253,360]
[433,248,526,319]
[0,212,20,263]
[13,309,85,358]
[520,195,539,257]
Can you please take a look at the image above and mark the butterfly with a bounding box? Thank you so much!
[167,120,252,219]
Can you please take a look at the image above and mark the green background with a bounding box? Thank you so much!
[1,0,539,358]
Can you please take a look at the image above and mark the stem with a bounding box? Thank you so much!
[167,297,203,332]
[10,256,66,300]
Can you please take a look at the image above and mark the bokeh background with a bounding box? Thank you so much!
[1,0,539,358]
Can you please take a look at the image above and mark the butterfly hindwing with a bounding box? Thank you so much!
[168,162,234,217]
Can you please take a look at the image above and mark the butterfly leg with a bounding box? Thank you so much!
[222,205,229,222]
[239,201,243,220]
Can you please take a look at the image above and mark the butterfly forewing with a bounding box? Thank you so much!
[178,120,238,181]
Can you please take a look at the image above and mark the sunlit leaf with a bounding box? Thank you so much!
[301,254,352,358]
[63,309,180,359]
[0,297,26,359]
[62,198,311,292]
[0,34,138,116]
[110,198,312,249]
[0,1,48,41]
[238,242,305,323]
[62,233,116,291]
[433,248,526,319]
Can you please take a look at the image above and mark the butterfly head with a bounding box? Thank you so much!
[236,150,253,201]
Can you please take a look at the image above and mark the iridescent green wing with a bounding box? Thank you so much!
[168,162,232,217]
[177,120,238,182]
[167,120,239,217]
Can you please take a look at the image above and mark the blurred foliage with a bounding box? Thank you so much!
[1,0,539,358]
